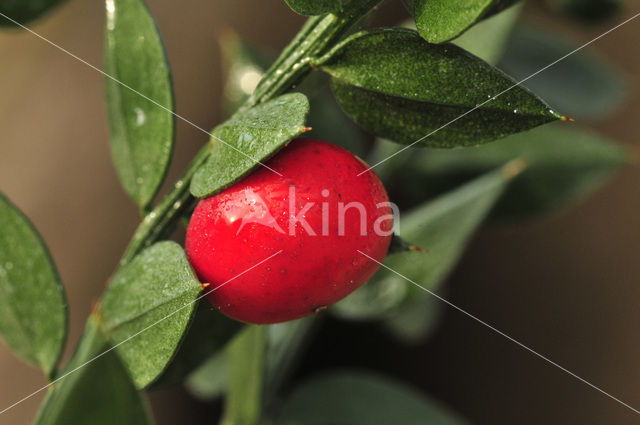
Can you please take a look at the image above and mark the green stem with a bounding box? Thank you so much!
[119,0,384,266]
[120,147,209,265]
[243,0,383,111]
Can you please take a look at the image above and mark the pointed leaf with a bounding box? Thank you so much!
[315,28,561,147]
[332,166,515,335]
[498,24,626,120]
[277,371,469,425]
[379,163,518,287]
[100,241,202,388]
[411,0,520,43]
[0,0,64,26]
[379,124,629,219]
[283,0,341,16]
[34,316,153,425]
[105,0,174,209]
[191,93,310,198]
[0,193,66,376]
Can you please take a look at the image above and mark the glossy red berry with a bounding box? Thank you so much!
[185,139,393,324]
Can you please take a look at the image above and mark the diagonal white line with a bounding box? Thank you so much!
[357,250,640,415]
[0,12,283,177]
[358,10,640,176]
[0,250,282,416]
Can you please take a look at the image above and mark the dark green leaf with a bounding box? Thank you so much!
[105,0,174,209]
[191,93,310,198]
[100,241,202,389]
[277,371,468,425]
[315,28,561,147]
[221,325,267,425]
[411,0,520,43]
[452,4,522,65]
[34,315,153,425]
[153,302,242,388]
[498,24,626,120]
[0,0,64,26]
[284,0,341,16]
[380,124,628,219]
[0,193,66,376]
[332,166,515,332]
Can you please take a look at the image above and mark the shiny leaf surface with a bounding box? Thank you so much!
[191,93,310,198]
[316,28,560,147]
[105,0,174,209]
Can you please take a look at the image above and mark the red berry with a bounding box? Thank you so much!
[185,139,393,324]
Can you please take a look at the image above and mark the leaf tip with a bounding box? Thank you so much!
[502,158,528,180]
[408,245,428,253]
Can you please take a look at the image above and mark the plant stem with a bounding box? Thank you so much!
[243,0,384,111]
[119,0,384,267]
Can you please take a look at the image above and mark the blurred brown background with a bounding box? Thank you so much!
[0,0,638,424]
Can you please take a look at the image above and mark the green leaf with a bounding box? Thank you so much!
[34,315,153,425]
[191,93,310,198]
[378,164,517,286]
[452,4,522,65]
[0,0,64,26]
[380,124,629,219]
[221,325,267,425]
[153,303,242,388]
[411,0,520,43]
[105,0,174,209]
[332,165,515,336]
[277,371,468,425]
[498,24,626,120]
[100,241,202,389]
[283,0,341,16]
[0,193,66,377]
[315,28,561,147]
